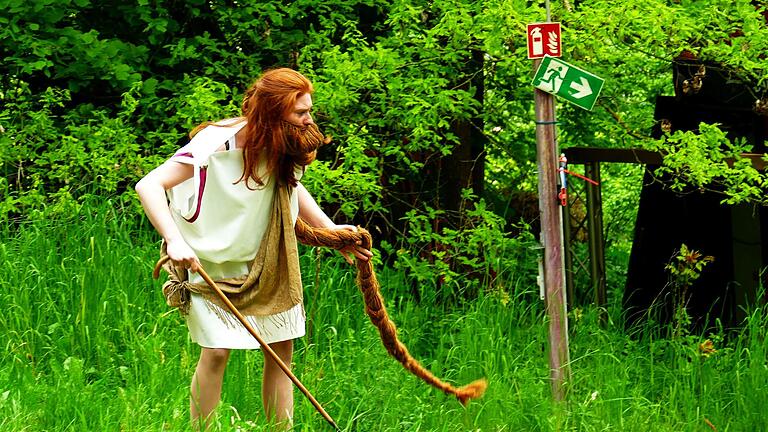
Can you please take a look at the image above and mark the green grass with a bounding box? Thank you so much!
[1,200,767,431]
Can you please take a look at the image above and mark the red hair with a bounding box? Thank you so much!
[238,68,314,188]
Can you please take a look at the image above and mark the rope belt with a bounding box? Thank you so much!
[294,218,487,405]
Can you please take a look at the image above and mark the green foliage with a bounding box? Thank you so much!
[0,78,173,220]
[159,75,241,132]
[650,123,768,205]
[299,1,486,179]
[301,127,385,217]
[665,243,715,338]
[387,189,538,302]
[1,0,145,89]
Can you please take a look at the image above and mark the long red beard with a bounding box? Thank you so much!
[281,122,330,166]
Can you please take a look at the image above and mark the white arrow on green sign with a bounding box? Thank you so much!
[532,56,604,111]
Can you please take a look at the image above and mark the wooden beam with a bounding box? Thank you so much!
[563,147,766,171]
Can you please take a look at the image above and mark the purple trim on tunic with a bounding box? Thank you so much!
[175,152,194,158]
[184,166,207,223]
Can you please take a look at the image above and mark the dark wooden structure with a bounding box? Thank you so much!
[563,52,768,329]
[561,147,660,322]
[628,56,766,329]
[563,148,766,329]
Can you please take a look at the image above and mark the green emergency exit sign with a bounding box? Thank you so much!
[532,56,604,111]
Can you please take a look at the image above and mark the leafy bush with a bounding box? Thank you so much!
[651,122,768,205]
[382,189,538,303]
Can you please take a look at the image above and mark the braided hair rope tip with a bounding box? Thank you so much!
[295,218,488,405]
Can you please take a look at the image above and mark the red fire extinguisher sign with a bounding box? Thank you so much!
[527,22,562,59]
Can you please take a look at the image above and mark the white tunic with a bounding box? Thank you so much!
[166,121,305,349]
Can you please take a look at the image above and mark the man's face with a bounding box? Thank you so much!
[280,92,327,166]
[284,93,314,127]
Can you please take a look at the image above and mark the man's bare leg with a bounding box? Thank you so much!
[262,340,294,429]
[190,348,231,430]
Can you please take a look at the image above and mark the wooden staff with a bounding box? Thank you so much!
[153,255,340,431]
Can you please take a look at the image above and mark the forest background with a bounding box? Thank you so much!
[1,0,768,430]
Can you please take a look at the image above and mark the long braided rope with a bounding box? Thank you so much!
[295,218,487,405]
